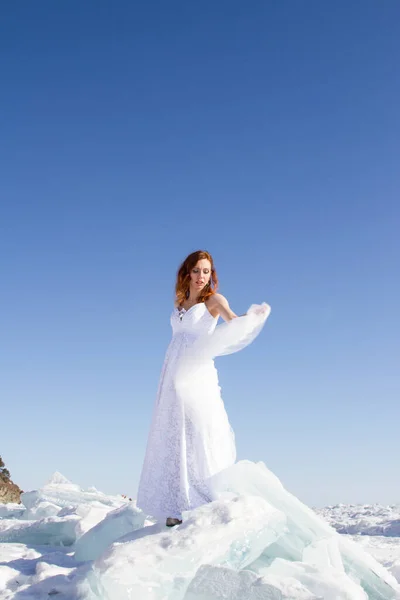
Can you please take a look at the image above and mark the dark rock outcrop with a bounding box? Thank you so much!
[0,479,22,504]
[0,455,22,504]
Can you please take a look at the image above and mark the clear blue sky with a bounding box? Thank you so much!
[1,1,399,507]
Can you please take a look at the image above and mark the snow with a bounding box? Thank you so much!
[21,472,124,511]
[346,536,400,589]
[0,505,24,520]
[77,494,286,600]
[0,464,400,600]
[74,503,145,562]
[45,472,75,486]
[0,514,79,545]
[207,461,400,598]
[184,565,317,599]
[317,505,400,537]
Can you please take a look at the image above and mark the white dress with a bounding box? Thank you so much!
[137,302,270,520]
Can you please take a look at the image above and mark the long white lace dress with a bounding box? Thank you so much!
[136,302,270,521]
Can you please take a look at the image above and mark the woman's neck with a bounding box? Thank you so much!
[188,290,201,303]
[181,290,201,307]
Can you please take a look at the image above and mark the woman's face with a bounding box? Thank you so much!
[189,258,211,292]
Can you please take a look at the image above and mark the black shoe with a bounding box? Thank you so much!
[166,517,182,527]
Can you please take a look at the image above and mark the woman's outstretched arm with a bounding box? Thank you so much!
[206,293,238,321]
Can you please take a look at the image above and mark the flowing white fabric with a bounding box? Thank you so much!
[136,302,270,520]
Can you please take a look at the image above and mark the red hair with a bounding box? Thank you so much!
[175,250,218,307]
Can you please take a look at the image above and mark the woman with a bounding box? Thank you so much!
[137,250,270,527]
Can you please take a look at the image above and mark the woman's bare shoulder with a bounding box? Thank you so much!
[206,293,237,321]
[206,293,228,307]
